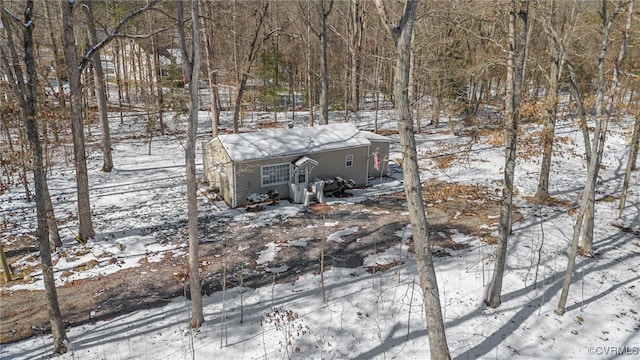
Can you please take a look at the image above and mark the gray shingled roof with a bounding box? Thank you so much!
[216,123,379,162]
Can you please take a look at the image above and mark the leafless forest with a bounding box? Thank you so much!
[1,0,638,357]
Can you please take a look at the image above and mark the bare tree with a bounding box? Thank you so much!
[614,0,637,217]
[485,0,530,308]
[228,0,271,133]
[376,1,451,359]
[82,0,113,173]
[618,114,639,217]
[149,29,165,136]
[42,1,65,108]
[44,183,62,249]
[305,0,315,125]
[299,0,334,125]
[578,0,625,256]
[0,0,67,353]
[59,0,160,242]
[177,0,204,328]
[556,0,630,315]
[60,0,95,242]
[534,0,566,202]
[347,0,365,111]
[202,1,221,137]
[316,0,332,125]
[1,3,61,249]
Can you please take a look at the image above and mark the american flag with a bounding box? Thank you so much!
[373,152,381,171]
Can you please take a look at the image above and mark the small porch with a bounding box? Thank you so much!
[290,156,325,206]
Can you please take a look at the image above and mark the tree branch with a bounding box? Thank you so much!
[298,0,320,37]
[79,0,161,71]
[374,0,400,40]
[0,4,20,25]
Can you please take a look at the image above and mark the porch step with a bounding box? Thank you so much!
[304,192,317,206]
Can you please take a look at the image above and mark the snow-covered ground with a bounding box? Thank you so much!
[1,108,639,360]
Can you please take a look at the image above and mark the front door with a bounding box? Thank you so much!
[296,167,308,188]
[291,156,319,204]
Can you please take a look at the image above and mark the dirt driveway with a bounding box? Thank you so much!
[1,181,510,344]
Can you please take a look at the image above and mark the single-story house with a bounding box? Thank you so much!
[203,123,391,208]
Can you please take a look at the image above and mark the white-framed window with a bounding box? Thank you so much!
[297,167,307,184]
[345,154,354,167]
[261,163,290,187]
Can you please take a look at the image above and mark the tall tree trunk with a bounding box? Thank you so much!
[376,1,451,359]
[618,114,639,217]
[318,0,333,125]
[134,46,143,102]
[83,0,113,173]
[565,62,593,170]
[231,1,269,133]
[144,47,155,141]
[43,0,66,108]
[343,37,349,122]
[202,2,220,137]
[0,242,12,282]
[44,181,61,249]
[580,0,626,256]
[485,0,529,308]
[177,0,204,328]
[374,49,382,131]
[113,40,125,124]
[349,0,364,111]
[306,1,315,126]
[13,0,68,352]
[431,77,442,127]
[18,128,31,202]
[122,41,131,105]
[82,65,93,138]
[556,112,607,315]
[144,8,157,141]
[151,36,164,135]
[233,74,247,133]
[408,32,417,132]
[60,0,95,242]
[26,30,68,358]
[557,0,628,314]
[535,0,562,201]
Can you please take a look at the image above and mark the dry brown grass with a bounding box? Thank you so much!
[485,131,504,147]
[366,260,404,274]
[422,179,493,202]
[523,195,573,208]
[433,154,456,169]
[422,179,523,244]
[376,129,399,136]
[308,203,332,214]
[256,121,281,129]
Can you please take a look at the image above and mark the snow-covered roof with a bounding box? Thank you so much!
[216,123,374,162]
[361,130,393,142]
[294,156,319,168]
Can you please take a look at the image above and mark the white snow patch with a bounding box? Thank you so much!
[256,242,280,265]
[327,226,359,243]
[287,237,312,247]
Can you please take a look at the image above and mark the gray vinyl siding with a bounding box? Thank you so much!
[233,159,291,206]
[203,139,235,207]
[206,125,392,207]
[367,140,390,178]
[231,145,369,207]
[307,147,369,185]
